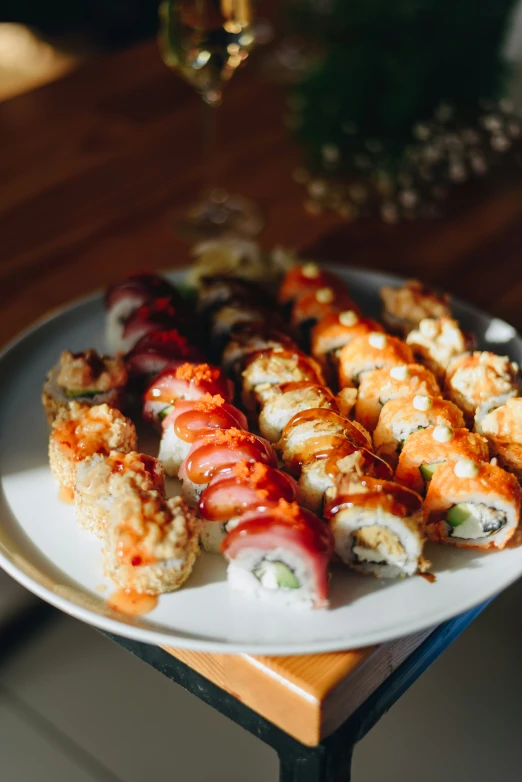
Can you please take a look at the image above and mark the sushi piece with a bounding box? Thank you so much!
[395,425,489,495]
[445,351,520,426]
[279,263,345,309]
[210,303,288,353]
[143,363,234,426]
[221,323,299,378]
[49,402,137,490]
[277,408,372,476]
[406,317,475,382]
[241,348,324,411]
[74,451,164,537]
[117,298,193,355]
[373,394,465,467]
[480,397,522,482]
[335,387,358,419]
[258,381,338,443]
[355,363,441,432]
[221,500,334,609]
[291,287,358,335]
[198,461,299,552]
[324,475,427,578]
[338,332,414,389]
[310,311,382,380]
[299,441,392,515]
[380,278,450,336]
[42,350,128,425]
[197,275,275,317]
[188,238,291,286]
[105,491,200,594]
[179,428,278,507]
[158,395,248,477]
[125,330,204,387]
[424,460,521,550]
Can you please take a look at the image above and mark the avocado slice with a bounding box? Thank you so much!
[158,405,173,421]
[447,503,474,527]
[419,462,441,482]
[64,388,102,399]
[253,560,300,589]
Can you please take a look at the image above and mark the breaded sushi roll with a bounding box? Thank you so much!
[310,311,382,379]
[221,500,334,609]
[395,426,489,495]
[291,286,358,335]
[143,363,234,426]
[355,363,441,431]
[335,387,358,419]
[480,398,522,481]
[277,408,372,476]
[197,275,275,317]
[373,394,465,467]
[42,350,128,425]
[324,475,427,578]
[179,428,278,507]
[299,442,392,515]
[221,323,299,378]
[445,351,520,426]
[424,460,521,549]
[105,491,200,594]
[158,395,247,477]
[338,332,414,389]
[199,461,298,553]
[74,451,164,537]
[406,317,475,382]
[279,263,344,309]
[125,330,204,388]
[380,278,450,336]
[258,381,338,443]
[49,402,137,490]
[241,348,324,411]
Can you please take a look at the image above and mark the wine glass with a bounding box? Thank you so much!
[159,0,264,239]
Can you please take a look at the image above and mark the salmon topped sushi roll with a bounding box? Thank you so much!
[424,460,521,550]
[105,491,200,594]
[445,351,520,426]
[115,298,192,355]
[49,402,137,490]
[380,278,450,336]
[373,394,465,467]
[406,317,475,382]
[355,363,440,432]
[42,350,128,425]
[291,286,358,334]
[258,381,338,443]
[480,398,522,482]
[310,311,382,382]
[338,332,414,388]
[395,426,489,495]
[279,263,344,309]
[241,348,324,410]
[221,323,299,378]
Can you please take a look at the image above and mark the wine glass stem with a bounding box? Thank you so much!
[202,98,221,196]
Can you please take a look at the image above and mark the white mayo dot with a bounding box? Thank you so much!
[432,424,454,443]
[368,332,387,349]
[315,287,334,303]
[390,365,410,381]
[151,388,161,398]
[413,395,432,411]
[339,310,359,327]
[454,459,480,478]
[302,262,320,278]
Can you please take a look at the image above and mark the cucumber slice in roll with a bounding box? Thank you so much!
[253,560,300,589]
[419,462,441,481]
[64,388,102,399]
[447,503,473,527]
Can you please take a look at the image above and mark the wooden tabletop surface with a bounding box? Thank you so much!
[1,39,521,746]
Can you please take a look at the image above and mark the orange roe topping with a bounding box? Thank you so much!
[189,394,226,413]
[200,428,257,447]
[231,461,271,486]
[175,363,221,384]
[274,499,302,521]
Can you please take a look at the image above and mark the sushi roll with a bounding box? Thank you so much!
[324,475,427,578]
[373,394,465,467]
[299,441,392,515]
[406,317,475,382]
[335,387,358,419]
[424,460,521,550]
[105,491,200,594]
[221,323,299,378]
[338,332,414,389]
[116,298,193,355]
[241,348,324,411]
[310,311,382,381]
[395,425,489,495]
[197,275,275,317]
[158,395,248,477]
[221,500,334,609]
[143,363,234,426]
[380,278,450,336]
[291,287,359,337]
[479,397,522,482]
[179,428,278,507]
[279,263,345,310]
[445,351,520,427]
[277,408,372,476]
[198,461,299,553]
[48,402,137,490]
[258,381,338,443]
[74,451,164,537]
[42,350,128,425]
[125,330,204,388]
[355,363,441,432]
[210,303,288,354]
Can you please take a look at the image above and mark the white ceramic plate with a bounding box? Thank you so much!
[1,266,521,655]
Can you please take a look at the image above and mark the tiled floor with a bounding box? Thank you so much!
[1,574,522,781]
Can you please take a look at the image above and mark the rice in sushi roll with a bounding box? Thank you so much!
[258,381,338,443]
[380,278,450,336]
[221,500,334,609]
[241,348,324,411]
[424,460,521,549]
[406,317,474,382]
[338,332,414,389]
[479,397,522,482]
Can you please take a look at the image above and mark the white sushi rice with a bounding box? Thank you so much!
[181,478,207,509]
[105,295,144,354]
[259,387,335,443]
[158,426,192,477]
[200,522,228,553]
[298,460,333,514]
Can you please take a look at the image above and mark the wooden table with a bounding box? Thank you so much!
[0,38,519,782]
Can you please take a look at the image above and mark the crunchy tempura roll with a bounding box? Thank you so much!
[42,350,128,425]
[221,323,298,378]
[310,311,382,384]
[424,460,521,550]
[406,317,474,382]
[338,332,414,388]
[480,398,522,482]
[258,381,338,443]
[380,278,450,336]
[445,351,520,427]
[373,394,465,467]
[355,363,441,431]
[241,348,324,411]
[325,475,427,578]
[395,426,489,495]
[49,403,137,490]
[74,451,164,537]
[279,263,344,310]
[221,501,334,609]
[105,491,200,594]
